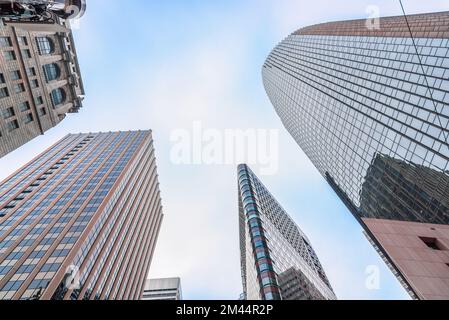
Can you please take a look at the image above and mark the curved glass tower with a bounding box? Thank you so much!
[262,11,449,299]
[238,164,336,300]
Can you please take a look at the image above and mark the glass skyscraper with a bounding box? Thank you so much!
[238,164,336,300]
[263,11,449,299]
[0,131,163,300]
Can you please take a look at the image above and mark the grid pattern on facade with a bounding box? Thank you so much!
[262,11,449,300]
[238,164,335,300]
[263,12,449,223]
[360,154,449,224]
[0,131,163,300]
[278,267,325,300]
[142,278,182,301]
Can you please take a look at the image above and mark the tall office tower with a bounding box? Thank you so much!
[238,164,336,300]
[142,278,182,301]
[0,15,84,158]
[0,131,163,300]
[262,11,449,299]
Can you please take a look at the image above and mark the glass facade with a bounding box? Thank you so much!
[262,12,449,298]
[238,164,336,300]
[0,131,163,300]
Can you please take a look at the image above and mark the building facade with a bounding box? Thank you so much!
[0,17,84,158]
[238,164,336,300]
[359,154,449,225]
[364,219,449,300]
[262,11,449,299]
[142,278,182,301]
[0,131,163,300]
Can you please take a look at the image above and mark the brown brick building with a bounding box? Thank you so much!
[0,18,84,158]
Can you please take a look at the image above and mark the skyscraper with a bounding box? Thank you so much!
[0,131,163,300]
[263,11,449,299]
[0,14,84,158]
[142,278,182,301]
[238,164,336,300]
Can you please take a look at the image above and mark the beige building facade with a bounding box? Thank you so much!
[0,18,84,158]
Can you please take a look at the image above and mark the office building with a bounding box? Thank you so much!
[262,11,449,299]
[359,154,449,224]
[142,278,182,301]
[238,164,336,300]
[0,13,84,158]
[0,131,163,300]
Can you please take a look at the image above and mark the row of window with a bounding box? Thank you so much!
[1,63,59,86]
[1,36,55,55]
[0,82,65,105]
[1,36,29,48]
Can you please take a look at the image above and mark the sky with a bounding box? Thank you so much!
[1,0,449,300]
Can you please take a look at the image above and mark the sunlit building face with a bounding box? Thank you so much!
[0,131,163,300]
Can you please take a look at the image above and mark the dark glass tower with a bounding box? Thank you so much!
[263,11,449,299]
[359,153,449,224]
[238,164,336,300]
[0,131,163,300]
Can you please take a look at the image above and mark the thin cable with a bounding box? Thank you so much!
[398,0,449,145]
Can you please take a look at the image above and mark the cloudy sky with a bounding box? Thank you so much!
[1,0,449,300]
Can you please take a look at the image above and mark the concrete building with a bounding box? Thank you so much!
[262,11,449,299]
[238,164,336,300]
[142,278,182,301]
[0,14,84,158]
[0,131,163,300]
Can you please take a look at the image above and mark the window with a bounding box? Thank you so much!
[11,70,21,81]
[22,49,32,59]
[27,67,36,77]
[36,37,55,55]
[23,113,34,124]
[30,79,39,89]
[420,237,447,251]
[38,107,47,117]
[2,107,15,119]
[4,51,16,61]
[14,83,25,93]
[43,64,60,82]
[18,36,28,46]
[7,120,19,132]
[0,37,12,47]
[50,88,66,106]
[0,73,5,84]
[0,87,9,98]
[18,102,30,112]
[35,96,43,105]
